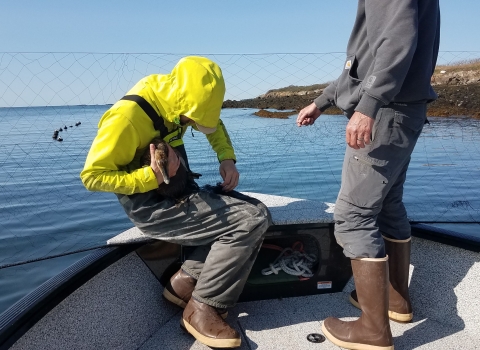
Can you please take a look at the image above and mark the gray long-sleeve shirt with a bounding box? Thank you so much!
[315,0,440,119]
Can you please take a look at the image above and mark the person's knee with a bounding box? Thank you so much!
[246,201,272,227]
[253,207,271,236]
[334,199,385,258]
[258,204,273,227]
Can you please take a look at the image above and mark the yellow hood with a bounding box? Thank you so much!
[127,56,226,131]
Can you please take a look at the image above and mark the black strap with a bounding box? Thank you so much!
[120,94,192,171]
[120,95,169,137]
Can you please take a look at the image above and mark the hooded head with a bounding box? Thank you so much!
[167,56,225,134]
[128,56,225,134]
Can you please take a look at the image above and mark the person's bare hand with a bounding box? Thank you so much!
[150,143,180,185]
[346,111,375,149]
[296,102,322,127]
[219,159,239,192]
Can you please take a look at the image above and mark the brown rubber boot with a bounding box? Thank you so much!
[181,298,241,348]
[322,257,394,350]
[163,269,228,319]
[350,236,413,323]
[163,269,196,308]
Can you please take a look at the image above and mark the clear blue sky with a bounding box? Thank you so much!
[1,0,480,54]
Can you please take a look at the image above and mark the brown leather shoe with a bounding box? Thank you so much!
[323,257,393,350]
[163,269,228,318]
[163,269,196,308]
[350,236,413,323]
[181,298,241,348]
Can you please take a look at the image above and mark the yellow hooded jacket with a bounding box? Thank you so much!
[80,56,236,195]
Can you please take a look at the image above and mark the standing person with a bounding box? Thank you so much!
[296,1,440,348]
[81,56,271,349]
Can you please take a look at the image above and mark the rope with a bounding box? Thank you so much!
[261,243,317,279]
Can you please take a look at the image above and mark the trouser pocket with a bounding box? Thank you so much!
[339,153,391,209]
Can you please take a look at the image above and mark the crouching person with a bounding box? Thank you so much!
[81,56,271,348]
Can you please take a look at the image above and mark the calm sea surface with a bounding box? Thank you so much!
[0,106,479,315]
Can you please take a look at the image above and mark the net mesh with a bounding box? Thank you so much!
[0,52,479,269]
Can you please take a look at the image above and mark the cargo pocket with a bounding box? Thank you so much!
[389,105,426,148]
[334,55,363,113]
[340,154,391,209]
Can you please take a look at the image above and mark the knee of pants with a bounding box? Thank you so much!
[333,198,380,225]
[334,199,385,258]
[224,206,269,252]
[335,230,386,258]
[250,206,271,237]
[245,201,272,230]
[259,204,273,228]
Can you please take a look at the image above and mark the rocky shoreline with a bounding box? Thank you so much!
[222,67,480,119]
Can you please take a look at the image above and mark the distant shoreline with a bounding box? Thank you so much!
[223,61,480,119]
[223,83,480,119]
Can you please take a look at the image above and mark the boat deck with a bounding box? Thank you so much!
[5,193,480,350]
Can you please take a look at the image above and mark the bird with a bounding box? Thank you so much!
[141,137,197,201]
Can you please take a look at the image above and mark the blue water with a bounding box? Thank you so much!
[0,106,479,315]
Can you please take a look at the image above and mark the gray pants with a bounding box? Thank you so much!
[334,104,426,258]
[117,188,272,309]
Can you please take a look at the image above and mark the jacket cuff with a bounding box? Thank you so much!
[218,150,237,163]
[314,95,334,112]
[355,94,385,120]
[143,166,160,192]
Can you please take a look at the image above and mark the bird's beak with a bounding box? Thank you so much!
[157,160,170,185]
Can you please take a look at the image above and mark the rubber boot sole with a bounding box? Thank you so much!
[181,318,241,348]
[163,288,188,308]
[349,293,413,323]
[163,288,228,319]
[322,322,394,350]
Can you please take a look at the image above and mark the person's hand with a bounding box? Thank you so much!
[219,159,239,192]
[150,143,180,185]
[346,111,375,149]
[296,102,322,127]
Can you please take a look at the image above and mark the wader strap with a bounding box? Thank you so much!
[120,95,169,137]
[120,94,191,170]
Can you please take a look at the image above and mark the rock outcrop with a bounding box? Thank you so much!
[223,62,480,119]
[432,70,480,86]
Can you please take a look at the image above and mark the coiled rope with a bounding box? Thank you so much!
[261,242,317,279]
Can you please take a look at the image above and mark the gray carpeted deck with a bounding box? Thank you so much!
[138,235,480,350]
[10,236,480,350]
